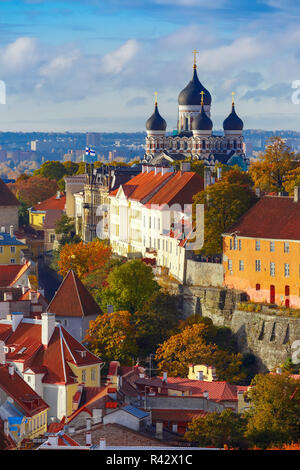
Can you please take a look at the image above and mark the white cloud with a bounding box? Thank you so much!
[101,39,140,75]
[2,37,39,72]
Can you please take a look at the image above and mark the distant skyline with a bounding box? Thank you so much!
[1,0,300,132]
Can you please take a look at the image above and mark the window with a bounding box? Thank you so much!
[239,239,242,251]
[255,260,261,272]
[149,217,151,229]
[284,241,289,253]
[0,247,3,254]
[228,259,232,271]
[157,239,160,250]
[239,260,244,271]
[270,241,275,252]
[91,368,96,381]
[285,285,290,296]
[158,218,160,230]
[166,241,168,252]
[256,284,261,291]
[233,238,238,250]
[230,238,233,250]
[255,240,260,251]
[50,234,55,243]
[270,262,275,277]
[284,263,290,277]
[10,259,16,264]
[82,369,86,382]
[10,246,16,253]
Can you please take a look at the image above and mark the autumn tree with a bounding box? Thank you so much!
[249,136,297,193]
[185,409,247,449]
[33,160,68,181]
[283,166,300,195]
[54,214,81,246]
[85,310,138,366]
[8,175,58,207]
[245,373,300,449]
[100,259,160,314]
[193,179,257,254]
[58,239,112,279]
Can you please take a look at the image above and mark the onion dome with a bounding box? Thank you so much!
[223,95,243,131]
[192,104,213,131]
[146,97,167,131]
[178,66,212,106]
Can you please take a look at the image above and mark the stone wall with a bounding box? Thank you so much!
[185,260,224,288]
[176,285,300,373]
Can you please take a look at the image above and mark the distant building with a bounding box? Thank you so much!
[86,133,101,149]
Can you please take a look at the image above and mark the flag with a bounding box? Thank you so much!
[84,146,97,163]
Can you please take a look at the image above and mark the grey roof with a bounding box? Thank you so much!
[223,104,243,131]
[146,104,167,131]
[178,67,211,106]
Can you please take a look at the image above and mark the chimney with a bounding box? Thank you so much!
[41,312,56,347]
[8,364,14,376]
[203,391,209,400]
[155,421,163,440]
[0,340,6,365]
[11,312,23,332]
[99,438,106,450]
[9,225,14,238]
[0,226,5,233]
[4,292,13,302]
[154,166,162,176]
[294,186,300,202]
[22,286,27,295]
[216,166,222,180]
[180,161,191,173]
[255,187,261,198]
[29,291,38,304]
[162,371,167,383]
[204,166,211,189]
[56,191,61,199]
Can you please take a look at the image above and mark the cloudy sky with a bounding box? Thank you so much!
[1,0,300,132]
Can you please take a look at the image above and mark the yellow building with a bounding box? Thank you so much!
[29,192,66,230]
[0,228,27,265]
[188,364,217,382]
[223,191,300,308]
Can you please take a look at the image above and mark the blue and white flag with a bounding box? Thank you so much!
[84,146,97,163]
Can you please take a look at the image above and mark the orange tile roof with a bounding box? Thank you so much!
[47,270,102,318]
[31,193,66,212]
[145,171,204,208]
[0,363,49,417]
[135,376,248,402]
[109,170,174,202]
[0,261,31,288]
[151,409,207,422]
[224,195,300,241]
[0,318,102,385]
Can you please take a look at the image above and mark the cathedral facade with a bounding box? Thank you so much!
[144,58,249,170]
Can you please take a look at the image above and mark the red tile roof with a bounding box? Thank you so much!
[47,270,102,318]
[0,262,31,288]
[151,409,207,423]
[135,376,248,402]
[223,195,300,241]
[109,170,174,202]
[0,419,16,450]
[0,178,19,206]
[0,363,49,417]
[0,318,102,385]
[31,193,66,212]
[145,171,203,208]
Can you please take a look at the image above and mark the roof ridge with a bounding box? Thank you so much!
[71,270,85,318]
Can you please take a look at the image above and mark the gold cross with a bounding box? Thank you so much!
[232,91,235,105]
[154,91,158,104]
[192,49,199,68]
[200,90,204,106]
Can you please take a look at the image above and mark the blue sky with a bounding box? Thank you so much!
[1,0,300,132]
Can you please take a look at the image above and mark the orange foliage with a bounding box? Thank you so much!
[8,175,58,206]
[58,240,112,279]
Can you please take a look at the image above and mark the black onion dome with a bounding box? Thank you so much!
[146,103,167,131]
[192,105,213,131]
[223,104,243,131]
[178,68,212,106]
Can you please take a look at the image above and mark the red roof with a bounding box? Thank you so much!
[224,195,300,241]
[109,170,174,202]
[47,270,102,318]
[145,171,203,208]
[0,364,49,417]
[0,318,102,385]
[32,193,66,212]
[151,409,207,423]
[135,376,248,402]
[0,261,31,287]
[0,178,19,206]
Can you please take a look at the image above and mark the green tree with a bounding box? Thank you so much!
[54,214,81,246]
[245,373,300,449]
[193,179,257,254]
[100,259,160,314]
[185,409,247,449]
[34,160,68,181]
